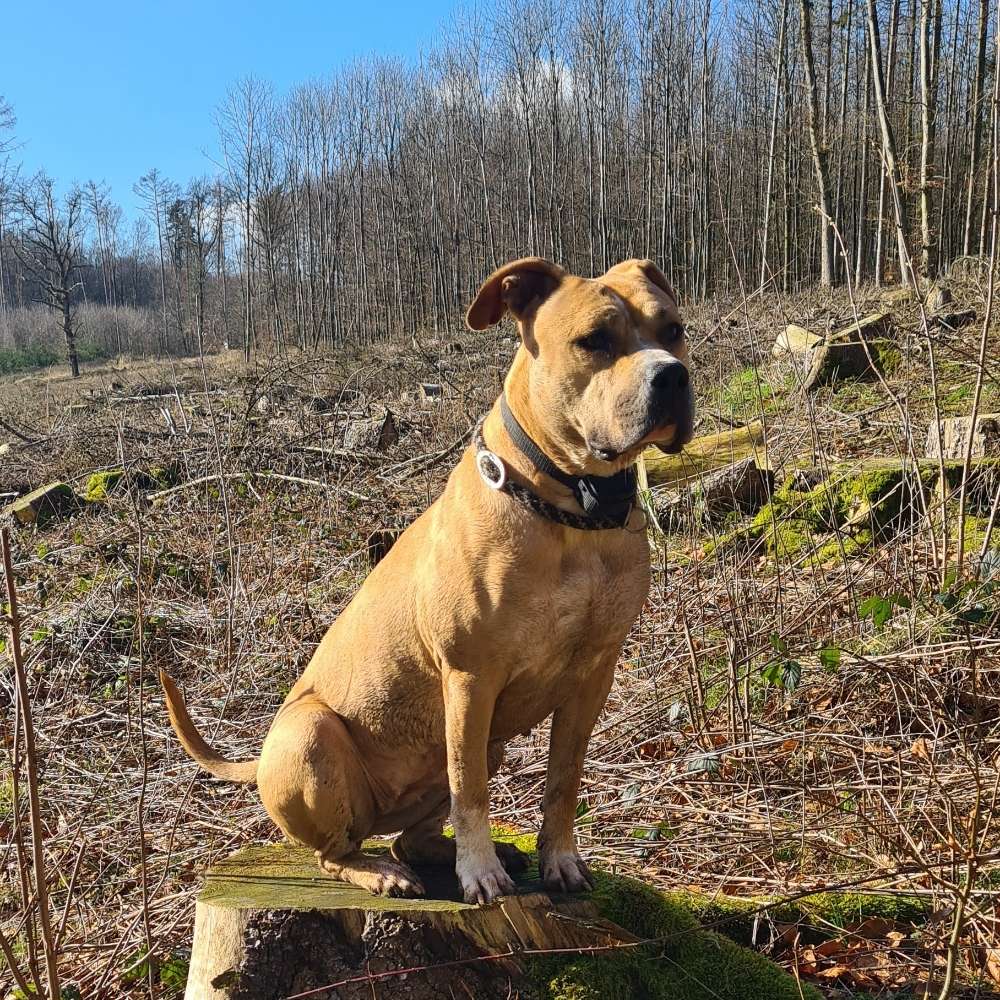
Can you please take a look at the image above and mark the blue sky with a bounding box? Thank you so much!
[4,0,453,220]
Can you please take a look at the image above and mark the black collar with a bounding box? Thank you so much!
[473,395,637,530]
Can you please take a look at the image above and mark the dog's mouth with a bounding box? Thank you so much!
[586,387,695,465]
[589,422,684,463]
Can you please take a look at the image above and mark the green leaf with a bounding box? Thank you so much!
[631,825,660,841]
[859,595,893,628]
[686,753,721,775]
[761,662,784,687]
[575,799,591,818]
[769,633,788,655]
[160,955,189,988]
[818,646,841,672]
[782,660,802,691]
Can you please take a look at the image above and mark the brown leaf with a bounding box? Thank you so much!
[911,737,932,761]
[814,939,847,958]
[848,917,897,939]
[985,948,1000,986]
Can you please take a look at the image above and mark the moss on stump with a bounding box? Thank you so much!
[707,457,1000,563]
[185,835,818,1000]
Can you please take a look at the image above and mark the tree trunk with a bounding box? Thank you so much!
[62,295,79,378]
[867,0,916,286]
[798,0,836,286]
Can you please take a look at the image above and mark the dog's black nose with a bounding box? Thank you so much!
[652,360,689,393]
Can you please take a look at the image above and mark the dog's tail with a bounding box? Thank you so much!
[159,670,259,784]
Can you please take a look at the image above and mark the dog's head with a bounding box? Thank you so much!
[467,257,694,474]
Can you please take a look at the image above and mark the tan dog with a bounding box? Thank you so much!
[161,257,693,904]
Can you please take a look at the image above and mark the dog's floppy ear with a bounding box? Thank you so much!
[636,259,678,305]
[466,257,566,331]
[608,258,678,306]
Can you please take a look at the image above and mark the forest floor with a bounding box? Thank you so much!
[2,274,1000,998]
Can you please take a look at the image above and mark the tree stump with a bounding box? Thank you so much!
[925,414,1000,460]
[183,840,818,1000]
[6,482,82,526]
[802,313,895,391]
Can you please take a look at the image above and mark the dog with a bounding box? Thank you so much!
[161,256,693,905]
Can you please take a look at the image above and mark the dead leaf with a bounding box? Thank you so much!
[986,948,1000,985]
[848,917,897,939]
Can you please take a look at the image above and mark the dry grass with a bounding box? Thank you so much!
[2,281,1000,998]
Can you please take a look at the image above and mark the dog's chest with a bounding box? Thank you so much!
[492,542,649,734]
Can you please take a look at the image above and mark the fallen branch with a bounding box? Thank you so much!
[147,471,372,503]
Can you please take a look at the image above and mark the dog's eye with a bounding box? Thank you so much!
[575,329,612,355]
[663,322,685,345]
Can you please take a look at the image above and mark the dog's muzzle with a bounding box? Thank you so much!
[648,359,694,453]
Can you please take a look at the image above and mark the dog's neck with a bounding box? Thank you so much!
[501,352,599,476]
[480,401,581,515]
[480,363,637,523]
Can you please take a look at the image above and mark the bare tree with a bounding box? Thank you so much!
[134,168,176,353]
[798,0,836,285]
[866,0,915,286]
[11,174,88,376]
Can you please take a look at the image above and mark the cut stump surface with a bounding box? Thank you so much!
[184,839,819,1000]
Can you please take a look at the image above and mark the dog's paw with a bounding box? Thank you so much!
[372,861,426,898]
[457,855,516,905]
[539,850,594,893]
[494,840,530,875]
[320,854,425,898]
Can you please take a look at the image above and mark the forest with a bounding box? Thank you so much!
[0,0,995,367]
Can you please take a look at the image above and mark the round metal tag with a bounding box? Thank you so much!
[476,449,507,490]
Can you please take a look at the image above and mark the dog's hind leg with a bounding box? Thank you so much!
[391,742,529,875]
[257,695,424,897]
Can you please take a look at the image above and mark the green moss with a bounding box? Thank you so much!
[147,464,178,488]
[707,459,990,563]
[873,339,902,376]
[530,870,821,1000]
[84,465,177,501]
[662,889,928,947]
[815,529,874,563]
[84,469,126,501]
[718,368,776,421]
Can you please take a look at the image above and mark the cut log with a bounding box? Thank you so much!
[644,421,767,487]
[925,414,1000,460]
[183,841,818,1000]
[6,482,82,526]
[881,286,917,307]
[697,457,774,518]
[803,313,895,391]
[306,388,364,413]
[934,309,977,330]
[342,410,398,452]
[771,324,822,358]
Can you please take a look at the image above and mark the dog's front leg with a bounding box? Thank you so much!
[538,663,615,893]
[443,667,514,904]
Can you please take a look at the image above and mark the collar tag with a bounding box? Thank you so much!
[476,448,507,490]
